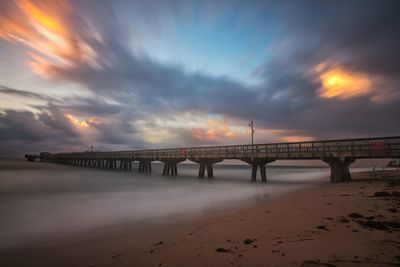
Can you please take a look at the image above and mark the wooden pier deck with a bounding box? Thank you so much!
[26,136,400,182]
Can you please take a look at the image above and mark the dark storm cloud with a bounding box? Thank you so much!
[0,109,87,157]
[0,85,61,103]
[0,86,127,156]
[0,85,122,117]
[56,98,123,117]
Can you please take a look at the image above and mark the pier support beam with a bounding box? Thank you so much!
[191,159,223,178]
[106,159,117,169]
[162,159,185,176]
[242,158,275,182]
[118,160,131,171]
[138,160,152,173]
[322,157,355,183]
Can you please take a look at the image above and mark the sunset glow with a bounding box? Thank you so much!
[0,0,98,78]
[318,68,371,99]
[65,114,90,128]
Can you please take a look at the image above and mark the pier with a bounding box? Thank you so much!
[26,136,400,183]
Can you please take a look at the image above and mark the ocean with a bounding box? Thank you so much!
[0,160,336,250]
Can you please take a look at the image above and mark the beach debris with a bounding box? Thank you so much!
[253,245,258,248]
[348,212,364,218]
[388,180,400,187]
[317,225,329,230]
[153,241,164,246]
[111,254,121,258]
[297,238,314,242]
[272,249,280,253]
[373,191,391,197]
[215,247,230,253]
[300,260,336,267]
[373,191,400,198]
[357,220,388,230]
[340,217,350,223]
[357,220,400,231]
[388,208,398,213]
[325,217,334,220]
[243,238,255,245]
[386,221,400,228]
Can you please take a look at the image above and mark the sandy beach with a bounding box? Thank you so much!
[0,170,399,267]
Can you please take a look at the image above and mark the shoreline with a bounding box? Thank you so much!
[0,165,327,251]
[1,170,399,266]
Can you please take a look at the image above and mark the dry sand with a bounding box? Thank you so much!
[0,170,399,267]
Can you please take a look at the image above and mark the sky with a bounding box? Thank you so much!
[0,0,399,157]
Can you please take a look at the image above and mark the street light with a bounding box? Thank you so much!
[249,121,254,145]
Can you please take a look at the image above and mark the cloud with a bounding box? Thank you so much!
[0,85,59,102]
[0,0,400,157]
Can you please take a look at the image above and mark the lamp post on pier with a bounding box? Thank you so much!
[249,121,255,160]
[249,121,254,145]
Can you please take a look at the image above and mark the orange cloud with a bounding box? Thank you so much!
[65,114,96,128]
[278,135,314,143]
[318,67,371,99]
[191,119,241,140]
[0,0,100,78]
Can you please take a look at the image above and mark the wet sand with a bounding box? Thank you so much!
[0,170,399,267]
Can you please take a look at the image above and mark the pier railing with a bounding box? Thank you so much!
[44,136,400,160]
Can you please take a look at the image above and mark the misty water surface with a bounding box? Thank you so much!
[0,160,336,250]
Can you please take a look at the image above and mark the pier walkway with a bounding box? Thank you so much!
[26,136,400,183]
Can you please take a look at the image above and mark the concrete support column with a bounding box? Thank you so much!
[198,162,206,177]
[192,159,223,178]
[106,159,116,169]
[96,159,101,168]
[322,157,355,183]
[138,160,152,173]
[162,159,184,176]
[118,160,130,171]
[242,158,275,182]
